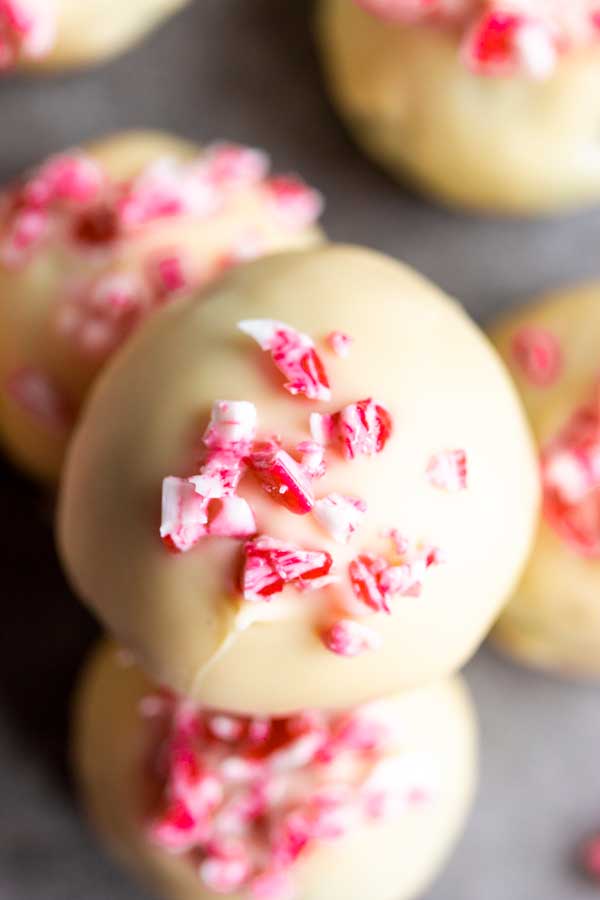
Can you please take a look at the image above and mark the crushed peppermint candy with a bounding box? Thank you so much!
[250,440,315,515]
[541,389,600,557]
[322,619,382,657]
[146,692,437,898]
[354,0,600,78]
[241,536,333,601]
[311,398,392,460]
[313,493,367,543]
[238,319,331,402]
[6,366,72,433]
[0,0,56,70]
[327,330,353,358]
[511,326,562,387]
[349,537,442,614]
[265,175,324,231]
[296,440,326,479]
[426,449,468,491]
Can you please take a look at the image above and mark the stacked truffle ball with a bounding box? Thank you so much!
[59,244,540,899]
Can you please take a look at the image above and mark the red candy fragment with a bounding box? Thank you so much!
[511,326,562,387]
[426,449,468,491]
[542,393,600,557]
[313,493,367,543]
[238,319,331,402]
[250,441,315,514]
[0,0,56,69]
[6,366,72,433]
[349,540,442,613]
[463,11,557,79]
[323,619,382,657]
[242,535,333,601]
[581,833,600,882]
[327,330,353,358]
[296,440,326,479]
[265,175,324,230]
[312,398,392,460]
[203,400,257,453]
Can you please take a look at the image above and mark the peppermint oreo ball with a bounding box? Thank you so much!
[0,130,324,481]
[318,0,600,214]
[0,0,189,71]
[490,284,600,677]
[73,641,478,900]
[58,245,538,713]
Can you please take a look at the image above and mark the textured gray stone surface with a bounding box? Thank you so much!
[1,2,600,898]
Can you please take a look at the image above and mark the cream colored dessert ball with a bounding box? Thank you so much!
[0,130,323,482]
[58,245,538,712]
[1,0,189,71]
[317,0,600,215]
[73,641,478,900]
[490,284,600,677]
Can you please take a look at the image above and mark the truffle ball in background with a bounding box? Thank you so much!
[58,245,539,713]
[73,641,478,900]
[0,130,324,482]
[0,0,190,71]
[490,284,600,678]
[317,0,600,215]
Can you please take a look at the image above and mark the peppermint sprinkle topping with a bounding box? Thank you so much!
[313,493,367,543]
[146,693,437,898]
[250,441,315,514]
[426,449,468,492]
[323,619,382,657]
[327,330,353,358]
[511,326,562,387]
[311,398,392,460]
[242,536,333,601]
[238,319,331,401]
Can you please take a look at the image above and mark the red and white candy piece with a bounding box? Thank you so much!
[426,449,468,492]
[327,330,353,358]
[238,319,331,402]
[313,493,367,543]
[265,175,324,231]
[250,441,315,515]
[322,618,382,657]
[296,440,326,479]
[311,398,392,460]
[511,326,562,387]
[241,535,333,601]
[0,0,56,69]
[203,400,258,452]
[349,542,442,613]
[463,11,557,79]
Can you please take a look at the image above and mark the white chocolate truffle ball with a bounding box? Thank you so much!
[58,245,538,712]
[0,0,189,71]
[317,0,600,214]
[0,130,323,482]
[73,641,478,900]
[490,284,600,677]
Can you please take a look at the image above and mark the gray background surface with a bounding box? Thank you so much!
[1,2,600,898]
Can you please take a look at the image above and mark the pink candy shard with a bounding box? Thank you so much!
[203,400,257,452]
[322,619,382,657]
[463,11,557,79]
[241,535,333,601]
[541,394,600,557]
[313,493,367,543]
[5,366,71,433]
[296,440,326,479]
[238,319,331,402]
[208,496,258,539]
[337,398,392,459]
[200,846,251,893]
[0,0,56,68]
[511,326,562,387]
[581,833,600,882]
[203,142,269,189]
[327,330,353,358]
[349,542,442,613]
[250,440,315,515]
[426,449,468,491]
[160,477,211,553]
[265,175,324,230]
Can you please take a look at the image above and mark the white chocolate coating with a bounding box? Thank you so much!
[73,641,478,900]
[58,245,539,712]
[317,0,600,214]
[490,284,600,677]
[0,131,323,482]
[5,0,189,71]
